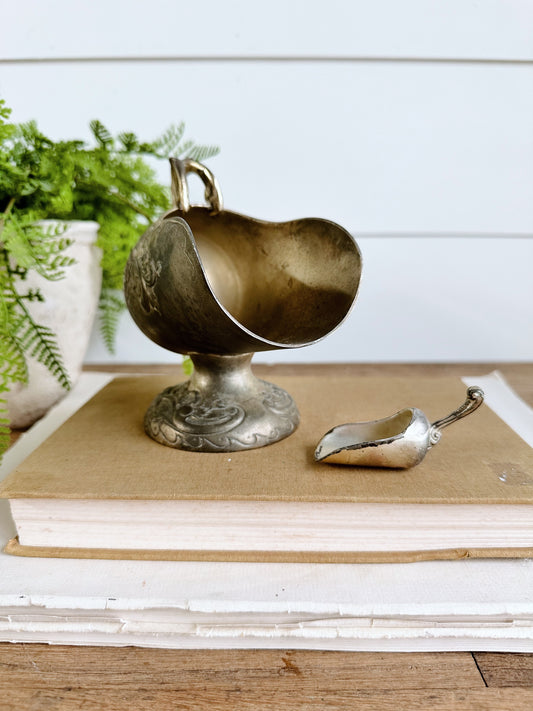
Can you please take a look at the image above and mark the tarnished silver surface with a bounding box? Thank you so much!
[315,386,484,468]
[144,353,299,452]
[124,158,362,452]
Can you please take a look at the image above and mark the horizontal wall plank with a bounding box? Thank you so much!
[2,61,532,233]
[2,0,533,62]
[85,236,533,364]
[2,43,530,362]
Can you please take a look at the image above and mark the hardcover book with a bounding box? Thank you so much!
[1,372,532,562]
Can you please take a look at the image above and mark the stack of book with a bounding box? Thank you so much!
[0,369,532,651]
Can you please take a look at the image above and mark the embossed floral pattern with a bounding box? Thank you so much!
[145,381,299,452]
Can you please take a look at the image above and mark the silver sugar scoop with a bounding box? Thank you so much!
[314,386,484,469]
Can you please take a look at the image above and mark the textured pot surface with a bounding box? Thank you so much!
[7,221,102,428]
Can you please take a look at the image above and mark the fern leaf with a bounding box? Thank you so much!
[0,331,29,384]
[184,144,220,162]
[182,356,194,376]
[90,120,114,149]
[18,120,52,150]
[0,399,10,460]
[118,132,139,152]
[15,317,70,390]
[2,216,74,281]
[177,138,194,156]
[98,289,126,354]
[148,123,186,157]
[0,328,28,461]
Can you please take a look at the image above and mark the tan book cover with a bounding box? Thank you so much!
[1,374,533,562]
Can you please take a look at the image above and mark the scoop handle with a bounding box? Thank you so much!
[169,157,223,214]
[429,386,484,445]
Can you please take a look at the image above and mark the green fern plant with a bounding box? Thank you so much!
[0,205,74,455]
[0,98,218,456]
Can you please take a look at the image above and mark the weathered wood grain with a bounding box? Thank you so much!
[473,653,533,688]
[0,645,493,710]
[0,647,483,690]
[5,687,533,711]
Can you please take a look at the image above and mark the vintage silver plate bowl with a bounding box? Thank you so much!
[124,158,362,452]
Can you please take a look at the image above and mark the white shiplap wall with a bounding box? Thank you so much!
[2,0,532,363]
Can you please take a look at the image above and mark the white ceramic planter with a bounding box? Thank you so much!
[7,221,102,428]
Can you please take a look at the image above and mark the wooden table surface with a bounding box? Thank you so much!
[2,362,533,710]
